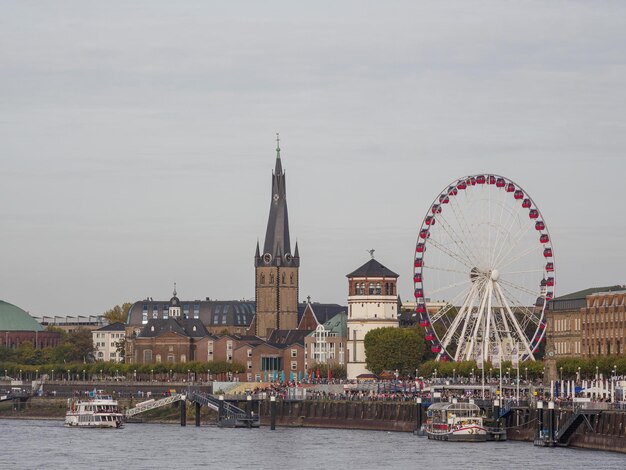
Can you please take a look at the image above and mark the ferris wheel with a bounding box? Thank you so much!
[414,174,554,363]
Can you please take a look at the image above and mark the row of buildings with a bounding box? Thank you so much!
[106,140,402,380]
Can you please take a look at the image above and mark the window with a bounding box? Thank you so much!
[291,349,297,358]
[183,304,190,316]
[290,273,294,285]
[291,361,297,370]
[156,354,162,363]
[153,305,158,318]
[247,361,252,369]
[193,304,200,318]
[282,273,285,284]
[247,349,252,357]
[222,315,227,324]
[270,273,274,284]
[260,274,265,284]
[143,350,153,363]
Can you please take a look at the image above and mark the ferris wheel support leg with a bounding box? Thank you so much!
[494,281,535,360]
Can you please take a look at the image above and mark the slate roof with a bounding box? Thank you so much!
[267,329,311,347]
[298,302,347,324]
[96,322,126,332]
[553,285,624,301]
[127,299,255,327]
[346,258,399,278]
[548,285,625,312]
[0,300,43,331]
[138,318,211,338]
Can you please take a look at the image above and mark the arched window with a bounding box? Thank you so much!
[290,273,294,285]
[270,273,274,284]
[260,273,265,284]
[282,273,285,284]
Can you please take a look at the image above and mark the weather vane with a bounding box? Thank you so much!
[367,249,375,259]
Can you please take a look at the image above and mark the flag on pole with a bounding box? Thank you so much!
[511,344,519,369]
[492,346,501,368]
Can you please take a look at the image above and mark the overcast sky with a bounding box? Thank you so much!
[2,1,625,317]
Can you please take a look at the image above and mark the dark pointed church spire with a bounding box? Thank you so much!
[258,135,298,267]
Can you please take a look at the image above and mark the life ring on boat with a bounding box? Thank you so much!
[468,428,475,434]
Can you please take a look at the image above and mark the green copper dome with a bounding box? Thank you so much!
[0,300,43,331]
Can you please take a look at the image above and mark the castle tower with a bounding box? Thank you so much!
[168,283,181,319]
[346,253,399,379]
[254,136,300,339]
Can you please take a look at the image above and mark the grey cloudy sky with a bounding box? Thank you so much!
[2,1,625,317]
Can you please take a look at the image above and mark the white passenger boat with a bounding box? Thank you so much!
[425,402,487,442]
[65,395,124,428]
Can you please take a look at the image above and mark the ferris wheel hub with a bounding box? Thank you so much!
[490,269,500,281]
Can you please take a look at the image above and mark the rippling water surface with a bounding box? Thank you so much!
[1,419,624,470]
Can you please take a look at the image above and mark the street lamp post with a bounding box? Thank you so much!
[560,367,563,398]
[67,370,70,381]
[525,367,528,383]
[36,369,39,380]
[151,369,154,382]
[100,369,103,381]
[82,369,85,382]
[577,366,581,383]
[452,368,456,383]
[52,369,54,381]
[19,369,22,381]
[134,370,137,382]
[471,368,474,384]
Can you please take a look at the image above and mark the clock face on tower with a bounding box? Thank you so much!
[285,253,292,262]
[263,253,272,263]
[273,193,279,202]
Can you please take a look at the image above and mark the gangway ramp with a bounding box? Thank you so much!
[125,393,184,418]
[555,409,601,446]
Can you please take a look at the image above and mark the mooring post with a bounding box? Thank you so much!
[246,395,252,427]
[180,396,187,427]
[195,401,201,427]
[415,397,423,431]
[218,395,224,423]
[547,401,555,445]
[270,395,276,430]
[536,400,544,440]
[493,398,500,423]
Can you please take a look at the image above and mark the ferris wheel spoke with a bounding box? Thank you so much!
[497,243,543,273]
[429,287,473,324]
[500,269,545,275]
[492,216,535,269]
[435,210,482,267]
[498,283,542,327]
[427,279,472,297]
[498,278,540,298]
[427,237,475,270]
[424,265,470,276]
[446,193,486,265]
[489,186,510,268]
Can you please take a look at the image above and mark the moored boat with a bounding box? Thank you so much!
[425,402,486,442]
[65,394,124,428]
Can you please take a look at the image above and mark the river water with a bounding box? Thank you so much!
[1,419,624,469]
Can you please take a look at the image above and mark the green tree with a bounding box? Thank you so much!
[102,302,132,324]
[364,327,425,376]
[62,329,95,362]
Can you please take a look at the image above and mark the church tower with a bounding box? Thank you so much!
[254,136,300,339]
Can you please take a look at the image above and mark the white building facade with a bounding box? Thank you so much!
[92,322,126,363]
[346,257,399,379]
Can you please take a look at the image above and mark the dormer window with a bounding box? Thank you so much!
[151,326,155,332]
